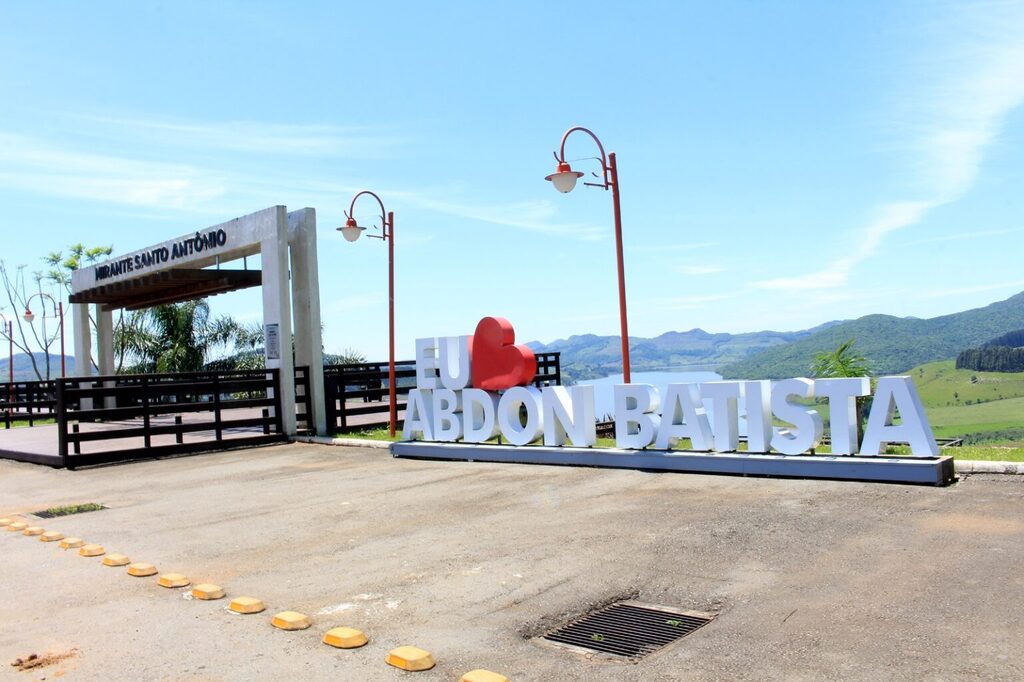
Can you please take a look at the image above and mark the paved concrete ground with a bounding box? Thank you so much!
[1,443,1022,681]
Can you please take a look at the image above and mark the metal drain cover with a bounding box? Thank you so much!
[541,600,713,660]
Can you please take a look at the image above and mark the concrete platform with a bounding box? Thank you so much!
[391,442,956,486]
[1,443,1022,680]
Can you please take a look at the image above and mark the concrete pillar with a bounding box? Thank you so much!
[96,305,116,409]
[288,208,327,436]
[262,206,297,435]
[71,303,92,377]
[96,306,115,376]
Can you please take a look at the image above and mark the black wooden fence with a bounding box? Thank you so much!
[322,352,561,433]
[294,366,313,433]
[54,368,286,468]
[2,380,58,428]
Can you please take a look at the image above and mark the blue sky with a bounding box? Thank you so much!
[1,1,1023,359]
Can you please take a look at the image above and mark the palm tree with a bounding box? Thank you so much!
[116,300,244,374]
[811,338,873,445]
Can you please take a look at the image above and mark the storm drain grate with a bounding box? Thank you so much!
[541,600,713,660]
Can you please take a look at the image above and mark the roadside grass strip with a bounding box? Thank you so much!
[2,514,522,679]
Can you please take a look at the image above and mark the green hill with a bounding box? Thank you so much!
[720,291,1024,379]
[909,359,1024,407]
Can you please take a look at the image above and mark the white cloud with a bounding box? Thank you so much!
[630,241,715,253]
[396,194,607,241]
[757,3,1024,292]
[677,264,725,276]
[0,132,226,210]
[65,113,407,158]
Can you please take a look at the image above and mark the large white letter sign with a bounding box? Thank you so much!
[431,388,463,441]
[860,377,939,457]
[656,383,713,450]
[815,377,870,455]
[403,389,435,440]
[770,378,823,455]
[497,386,544,446]
[463,388,499,443]
[742,380,772,453]
[700,381,743,452]
[414,337,439,389]
[542,385,597,447]
[438,335,471,390]
[613,384,660,449]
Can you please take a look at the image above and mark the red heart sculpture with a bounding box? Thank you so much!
[469,317,538,391]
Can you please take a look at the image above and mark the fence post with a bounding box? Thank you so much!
[272,369,283,434]
[56,379,69,468]
[141,376,151,449]
[213,374,223,441]
[175,415,183,444]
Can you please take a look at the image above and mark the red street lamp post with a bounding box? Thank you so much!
[545,126,632,383]
[23,293,65,378]
[339,191,398,437]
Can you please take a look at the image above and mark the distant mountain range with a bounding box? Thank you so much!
[0,352,76,382]
[720,291,1024,379]
[528,322,842,382]
[530,291,1024,382]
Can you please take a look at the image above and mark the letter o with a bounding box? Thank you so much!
[497,386,543,446]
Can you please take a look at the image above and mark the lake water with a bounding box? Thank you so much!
[577,369,723,420]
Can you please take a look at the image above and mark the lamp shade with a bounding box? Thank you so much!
[545,162,584,193]
[338,218,366,243]
[22,309,34,323]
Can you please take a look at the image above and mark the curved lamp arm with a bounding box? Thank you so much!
[554,126,612,189]
[24,292,59,321]
[346,190,393,240]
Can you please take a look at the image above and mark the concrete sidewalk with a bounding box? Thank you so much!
[1,443,1022,681]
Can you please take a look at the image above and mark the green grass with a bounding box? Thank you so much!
[922,395,1024,439]
[37,502,105,518]
[910,359,1024,407]
[3,417,55,428]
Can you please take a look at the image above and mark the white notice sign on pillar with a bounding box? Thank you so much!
[265,323,281,360]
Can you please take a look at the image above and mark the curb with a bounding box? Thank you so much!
[293,437,1024,474]
[292,436,391,450]
[954,460,1024,475]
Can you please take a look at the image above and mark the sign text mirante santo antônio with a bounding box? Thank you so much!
[403,317,939,457]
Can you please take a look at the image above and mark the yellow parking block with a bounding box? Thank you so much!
[322,627,368,649]
[386,646,436,672]
[127,563,158,577]
[271,611,311,631]
[79,544,105,557]
[158,573,190,588]
[102,553,131,567]
[192,584,225,600]
[22,526,44,536]
[0,517,15,527]
[40,531,64,542]
[7,521,28,532]
[229,597,266,614]
[59,537,84,549]
[460,670,510,682]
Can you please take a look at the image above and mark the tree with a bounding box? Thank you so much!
[117,300,246,374]
[0,261,65,380]
[810,339,874,446]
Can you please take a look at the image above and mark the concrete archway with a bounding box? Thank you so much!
[69,206,326,436]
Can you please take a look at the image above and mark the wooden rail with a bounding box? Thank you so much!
[55,368,286,468]
[2,380,59,428]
